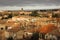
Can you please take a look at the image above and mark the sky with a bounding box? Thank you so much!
[0,0,60,10]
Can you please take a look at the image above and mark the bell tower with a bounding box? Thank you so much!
[21,8,23,11]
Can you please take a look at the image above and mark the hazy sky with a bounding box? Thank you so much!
[0,0,60,10]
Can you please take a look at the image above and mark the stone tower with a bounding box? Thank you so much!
[21,8,23,11]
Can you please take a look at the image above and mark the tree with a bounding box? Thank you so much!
[52,14,58,18]
[31,32,39,40]
[29,10,39,17]
[20,26,25,30]
[21,13,25,15]
[8,13,12,18]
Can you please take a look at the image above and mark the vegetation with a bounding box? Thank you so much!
[29,10,39,17]
[52,14,59,18]
[8,13,13,18]
[21,13,25,15]
[20,26,25,30]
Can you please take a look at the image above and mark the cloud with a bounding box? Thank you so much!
[0,0,60,6]
[0,6,60,10]
[0,0,60,10]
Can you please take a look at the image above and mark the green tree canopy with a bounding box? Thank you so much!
[29,10,39,17]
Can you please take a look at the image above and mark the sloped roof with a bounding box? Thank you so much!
[38,24,58,34]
